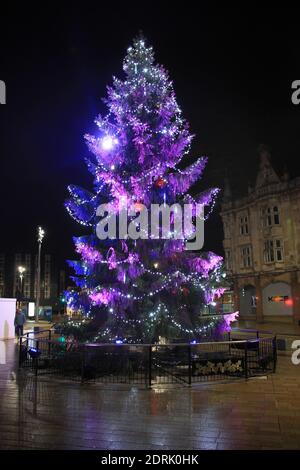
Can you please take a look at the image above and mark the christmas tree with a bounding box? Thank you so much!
[65,36,234,343]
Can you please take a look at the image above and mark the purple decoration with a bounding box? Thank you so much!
[106,247,117,269]
[223,311,239,329]
[117,268,126,283]
[168,157,207,194]
[75,242,102,264]
[89,289,113,306]
[127,252,139,264]
[213,311,239,340]
[189,252,223,278]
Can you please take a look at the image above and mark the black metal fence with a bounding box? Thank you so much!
[19,331,277,387]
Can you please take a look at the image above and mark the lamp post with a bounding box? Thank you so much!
[18,266,26,297]
[35,226,45,322]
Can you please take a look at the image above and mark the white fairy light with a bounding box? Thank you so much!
[101,135,118,151]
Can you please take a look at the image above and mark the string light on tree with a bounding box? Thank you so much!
[64,35,237,343]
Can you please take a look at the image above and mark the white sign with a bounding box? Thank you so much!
[28,302,35,318]
[0,298,16,339]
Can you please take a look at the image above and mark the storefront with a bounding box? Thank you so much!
[262,282,293,317]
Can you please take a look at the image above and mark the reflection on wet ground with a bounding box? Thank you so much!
[0,339,300,450]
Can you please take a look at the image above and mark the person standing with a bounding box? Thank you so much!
[14,308,26,338]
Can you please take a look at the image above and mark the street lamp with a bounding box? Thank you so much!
[35,226,45,322]
[18,266,26,296]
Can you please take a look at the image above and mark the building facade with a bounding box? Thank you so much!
[221,147,300,325]
[0,252,60,309]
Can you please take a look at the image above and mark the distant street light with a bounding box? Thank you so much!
[35,226,45,322]
[18,266,26,296]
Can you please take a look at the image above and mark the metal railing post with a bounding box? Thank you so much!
[35,340,39,376]
[188,345,192,386]
[273,335,277,373]
[244,341,248,380]
[148,345,152,388]
[19,336,23,367]
[81,346,86,384]
[48,330,51,358]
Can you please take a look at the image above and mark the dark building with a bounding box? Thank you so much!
[0,252,65,311]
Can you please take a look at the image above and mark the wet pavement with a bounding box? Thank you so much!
[236,320,300,336]
[0,339,300,450]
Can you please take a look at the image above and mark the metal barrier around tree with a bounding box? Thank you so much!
[19,332,277,387]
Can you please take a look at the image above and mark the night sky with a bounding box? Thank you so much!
[1,6,300,269]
